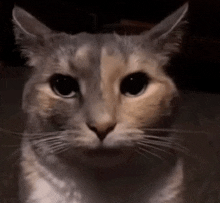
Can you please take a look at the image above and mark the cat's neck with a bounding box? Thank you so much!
[21,140,182,203]
[80,158,181,203]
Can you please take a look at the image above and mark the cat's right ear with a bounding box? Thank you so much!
[13,6,53,65]
[13,6,52,40]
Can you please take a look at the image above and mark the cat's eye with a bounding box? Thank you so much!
[49,74,80,98]
[120,72,149,96]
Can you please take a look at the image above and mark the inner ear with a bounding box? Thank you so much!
[13,6,52,38]
[147,3,188,41]
[140,3,188,55]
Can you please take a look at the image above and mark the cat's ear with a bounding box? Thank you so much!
[12,6,53,66]
[13,6,52,40]
[143,3,188,56]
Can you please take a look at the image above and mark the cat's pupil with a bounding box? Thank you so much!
[49,74,80,98]
[120,72,149,96]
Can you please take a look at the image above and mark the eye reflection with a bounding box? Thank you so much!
[49,74,80,98]
[120,72,149,96]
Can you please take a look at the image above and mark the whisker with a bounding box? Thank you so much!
[149,140,187,153]
[49,144,70,154]
[47,140,69,148]
[136,142,174,155]
[137,138,202,161]
[136,146,164,161]
[53,146,70,155]
[48,142,69,149]
[0,127,22,135]
[0,127,23,139]
[1,144,20,147]
[0,128,58,138]
[31,136,65,144]
[141,134,182,142]
[144,128,207,135]
[24,132,60,138]
[39,145,65,154]
[139,139,172,147]
[23,129,81,138]
[138,139,189,154]
[0,127,81,140]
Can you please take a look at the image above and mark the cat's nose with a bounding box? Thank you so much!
[87,122,116,141]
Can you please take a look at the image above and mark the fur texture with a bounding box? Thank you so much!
[13,3,188,203]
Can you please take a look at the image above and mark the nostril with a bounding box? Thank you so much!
[88,126,99,134]
[87,123,116,141]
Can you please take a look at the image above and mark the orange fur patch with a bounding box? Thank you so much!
[100,48,177,128]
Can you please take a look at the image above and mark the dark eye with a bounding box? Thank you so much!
[49,74,80,98]
[120,72,149,96]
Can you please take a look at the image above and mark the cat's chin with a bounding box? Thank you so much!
[59,146,135,168]
[82,148,134,168]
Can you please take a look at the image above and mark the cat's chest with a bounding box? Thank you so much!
[24,158,183,203]
[26,177,182,203]
[27,180,141,203]
[26,176,82,203]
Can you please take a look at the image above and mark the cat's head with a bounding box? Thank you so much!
[13,3,188,167]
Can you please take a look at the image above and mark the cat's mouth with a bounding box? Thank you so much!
[84,148,122,158]
[80,146,134,168]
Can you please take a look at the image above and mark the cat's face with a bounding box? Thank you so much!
[13,4,188,167]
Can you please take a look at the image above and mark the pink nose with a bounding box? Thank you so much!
[87,122,116,141]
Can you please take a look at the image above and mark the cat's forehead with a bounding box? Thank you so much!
[51,33,152,76]
[64,33,135,62]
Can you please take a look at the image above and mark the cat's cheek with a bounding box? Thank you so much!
[34,84,77,118]
[118,101,162,128]
[118,82,177,127]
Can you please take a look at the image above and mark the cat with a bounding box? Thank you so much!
[12,3,188,203]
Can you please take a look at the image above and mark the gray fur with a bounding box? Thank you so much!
[13,3,188,203]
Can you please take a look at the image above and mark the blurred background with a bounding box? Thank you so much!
[0,0,220,93]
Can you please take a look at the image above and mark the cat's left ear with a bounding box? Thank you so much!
[142,2,188,55]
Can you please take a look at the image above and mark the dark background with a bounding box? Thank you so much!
[0,1,220,202]
[0,0,220,93]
